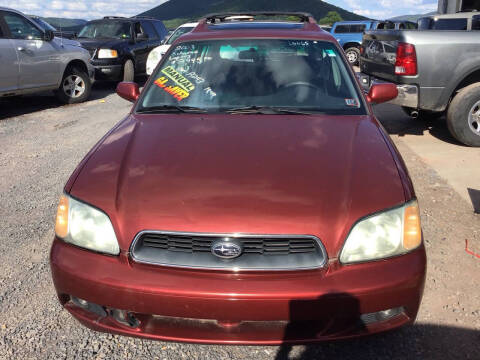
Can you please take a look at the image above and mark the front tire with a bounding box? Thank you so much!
[123,60,135,82]
[55,66,91,104]
[345,47,360,66]
[447,83,480,147]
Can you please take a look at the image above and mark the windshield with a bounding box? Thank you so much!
[138,39,364,114]
[166,26,195,45]
[78,21,131,39]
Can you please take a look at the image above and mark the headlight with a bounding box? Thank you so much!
[340,201,422,264]
[98,49,118,59]
[55,194,120,255]
[146,48,162,75]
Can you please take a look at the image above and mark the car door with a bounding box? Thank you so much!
[2,11,60,90]
[0,14,19,93]
[130,22,149,74]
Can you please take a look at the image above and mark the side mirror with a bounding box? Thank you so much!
[367,83,398,105]
[116,82,140,103]
[44,29,55,42]
[136,33,148,42]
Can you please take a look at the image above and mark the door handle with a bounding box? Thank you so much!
[17,47,26,52]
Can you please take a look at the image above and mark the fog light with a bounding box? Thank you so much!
[71,296,107,317]
[360,307,404,324]
[111,308,140,328]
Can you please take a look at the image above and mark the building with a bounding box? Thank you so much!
[438,0,480,13]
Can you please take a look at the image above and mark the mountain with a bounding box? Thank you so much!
[139,0,368,25]
[389,12,436,22]
[41,17,87,32]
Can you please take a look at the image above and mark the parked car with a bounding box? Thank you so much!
[331,20,417,65]
[0,7,94,103]
[331,21,377,65]
[360,27,480,146]
[50,12,426,344]
[146,22,198,75]
[418,11,480,30]
[28,15,77,39]
[76,16,168,81]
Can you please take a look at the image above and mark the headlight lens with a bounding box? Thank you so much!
[55,195,120,255]
[146,49,162,75]
[98,49,118,59]
[340,201,422,264]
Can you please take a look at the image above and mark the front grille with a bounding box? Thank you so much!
[131,231,327,271]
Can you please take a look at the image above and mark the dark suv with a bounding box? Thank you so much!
[77,16,168,81]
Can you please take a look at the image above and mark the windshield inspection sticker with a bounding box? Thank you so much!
[161,66,196,92]
[345,98,360,107]
[154,76,190,101]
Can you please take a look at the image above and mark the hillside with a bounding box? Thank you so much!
[139,0,367,26]
[41,17,87,32]
[389,12,436,22]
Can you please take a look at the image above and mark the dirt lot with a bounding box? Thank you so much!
[0,84,479,359]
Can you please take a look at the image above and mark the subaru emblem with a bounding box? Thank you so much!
[211,239,243,259]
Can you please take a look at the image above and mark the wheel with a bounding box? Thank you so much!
[345,47,360,66]
[401,107,444,120]
[447,83,480,147]
[123,59,135,82]
[55,66,91,104]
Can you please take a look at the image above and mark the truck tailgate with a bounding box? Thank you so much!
[360,31,402,82]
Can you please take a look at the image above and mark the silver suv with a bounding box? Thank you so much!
[0,7,94,104]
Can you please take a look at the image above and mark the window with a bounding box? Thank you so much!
[139,39,365,115]
[141,21,158,39]
[78,22,131,39]
[434,18,468,30]
[350,24,366,33]
[334,25,350,33]
[166,26,195,45]
[4,13,43,40]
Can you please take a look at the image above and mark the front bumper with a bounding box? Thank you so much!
[50,238,426,345]
[93,64,123,81]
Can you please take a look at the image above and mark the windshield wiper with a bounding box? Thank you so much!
[136,105,207,114]
[225,106,312,115]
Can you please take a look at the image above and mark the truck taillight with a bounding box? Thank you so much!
[395,43,417,76]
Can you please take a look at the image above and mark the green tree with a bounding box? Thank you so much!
[319,11,343,26]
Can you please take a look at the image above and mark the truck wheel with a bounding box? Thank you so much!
[55,66,91,104]
[345,47,360,65]
[447,83,480,147]
[401,107,444,120]
[123,60,135,82]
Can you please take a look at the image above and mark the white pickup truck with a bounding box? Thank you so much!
[0,7,94,104]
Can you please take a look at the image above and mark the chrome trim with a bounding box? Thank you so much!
[129,230,328,271]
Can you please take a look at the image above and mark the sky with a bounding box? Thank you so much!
[0,0,439,20]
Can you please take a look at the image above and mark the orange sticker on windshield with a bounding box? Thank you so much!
[154,76,190,101]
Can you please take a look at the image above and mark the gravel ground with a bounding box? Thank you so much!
[0,85,479,359]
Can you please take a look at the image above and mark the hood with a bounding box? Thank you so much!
[76,38,126,51]
[69,114,406,256]
[53,37,82,47]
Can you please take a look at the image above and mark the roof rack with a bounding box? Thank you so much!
[103,16,127,19]
[131,15,159,20]
[203,12,316,24]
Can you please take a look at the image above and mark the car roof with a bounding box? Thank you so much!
[0,7,24,15]
[176,12,334,43]
[334,20,373,25]
[426,12,478,19]
[178,22,199,28]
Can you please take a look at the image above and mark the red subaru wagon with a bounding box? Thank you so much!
[50,13,426,345]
